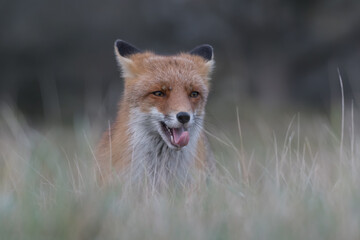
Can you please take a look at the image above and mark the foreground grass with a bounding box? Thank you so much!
[0,105,359,240]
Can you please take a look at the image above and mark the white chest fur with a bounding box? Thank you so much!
[125,108,201,189]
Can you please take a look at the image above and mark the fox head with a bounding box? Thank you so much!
[114,40,214,150]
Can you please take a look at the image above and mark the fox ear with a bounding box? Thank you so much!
[114,40,141,78]
[189,44,213,61]
[189,44,214,71]
[115,40,141,58]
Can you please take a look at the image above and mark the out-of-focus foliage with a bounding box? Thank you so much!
[1,0,360,123]
[1,105,360,240]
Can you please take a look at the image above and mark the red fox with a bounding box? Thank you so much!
[96,40,215,189]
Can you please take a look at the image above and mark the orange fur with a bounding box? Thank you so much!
[96,42,214,187]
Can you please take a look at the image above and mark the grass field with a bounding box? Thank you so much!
[0,102,359,240]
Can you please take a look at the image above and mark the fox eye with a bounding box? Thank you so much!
[152,91,165,97]
[190,91,200,98]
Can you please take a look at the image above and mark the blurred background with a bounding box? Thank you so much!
[1,0,360,127]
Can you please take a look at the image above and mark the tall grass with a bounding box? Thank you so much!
[0,101,359,240]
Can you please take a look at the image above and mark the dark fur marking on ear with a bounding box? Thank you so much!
[189,44,213,61]
[115,40,141,57]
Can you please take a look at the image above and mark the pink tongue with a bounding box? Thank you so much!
[172,127,190,147]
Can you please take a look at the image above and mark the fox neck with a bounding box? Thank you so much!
[125,108,201,189]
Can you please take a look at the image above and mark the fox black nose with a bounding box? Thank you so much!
[176,112,190,124]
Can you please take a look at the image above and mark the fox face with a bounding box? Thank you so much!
[96,40,215,186]
[115,40,214,150]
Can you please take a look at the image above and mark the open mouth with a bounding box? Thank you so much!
[160,122,190,148]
